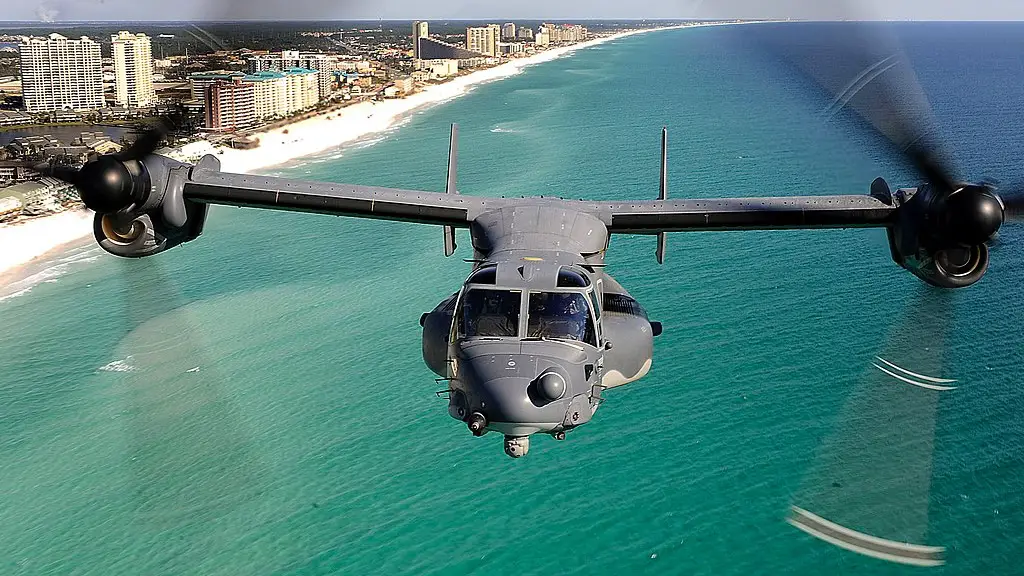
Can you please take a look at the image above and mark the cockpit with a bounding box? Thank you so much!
[455,265,599,347]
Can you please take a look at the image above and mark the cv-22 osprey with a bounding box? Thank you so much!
[41,122,1019,459]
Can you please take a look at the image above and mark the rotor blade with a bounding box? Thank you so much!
[108,257,264,525]
[789,287,954,567]
[1001,190,1024,221]
[753,22,957,190]
[117,115,180,162]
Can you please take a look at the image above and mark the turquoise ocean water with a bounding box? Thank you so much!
[1,23,1022,575]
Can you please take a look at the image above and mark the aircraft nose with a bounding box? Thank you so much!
[455,350,586,437]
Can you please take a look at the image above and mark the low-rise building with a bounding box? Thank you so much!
[499,42,527,55]
[0,110,32,126]
[0,162,39,185]
[414,58,459,79]
[2,177,76,215]
[0,195,22,222]
[51,110,82,123]
[7,135,61,157]
[393,77,414,94]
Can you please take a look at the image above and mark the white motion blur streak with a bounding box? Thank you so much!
[872,356,958,391]
[787,505,945,567]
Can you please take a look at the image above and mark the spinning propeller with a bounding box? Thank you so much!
[753,21,1020,566]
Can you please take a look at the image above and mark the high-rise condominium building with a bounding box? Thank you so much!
[246,51,339,99]
[204,79,256,131]
[19,34,103,112]
[501,23,516,39]
[466,25,501,57]
[112,31,155,108]
[413,21,429,59]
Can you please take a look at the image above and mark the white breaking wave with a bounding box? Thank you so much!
[99,356,137,373]
[0,246,102,304]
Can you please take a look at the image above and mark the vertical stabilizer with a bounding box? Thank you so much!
[656,126,668,264]
[444,123,458,257]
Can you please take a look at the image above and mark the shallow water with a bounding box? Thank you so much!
[1,22,1022,575]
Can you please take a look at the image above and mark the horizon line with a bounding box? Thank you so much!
[0,18,1018,24]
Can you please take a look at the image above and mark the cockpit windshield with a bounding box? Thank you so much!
[527,292,597,346]
[459,289,521,338]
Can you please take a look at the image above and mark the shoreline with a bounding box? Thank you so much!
[174,25,690,175]
[0,22,733,289]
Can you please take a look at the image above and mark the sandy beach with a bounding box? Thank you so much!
[0,24,697,284]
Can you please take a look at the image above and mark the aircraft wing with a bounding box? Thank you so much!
[183,167,503,228]
[598,195,897,234]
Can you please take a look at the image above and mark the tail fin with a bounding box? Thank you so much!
[444,123,458,257]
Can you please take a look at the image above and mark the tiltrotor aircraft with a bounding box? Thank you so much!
[39,117,1019,463]
[20,21,1023,569]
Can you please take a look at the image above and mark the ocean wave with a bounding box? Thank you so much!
[98,355,137,373]
[0,247,103,304]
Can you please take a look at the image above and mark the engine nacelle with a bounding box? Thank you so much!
[882,180,998,289]
[89,154,216,258]
[93,201,209,258]
[421,292,458,377]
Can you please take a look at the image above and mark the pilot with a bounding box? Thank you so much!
[474,291,517,337]
[556,294,588,341]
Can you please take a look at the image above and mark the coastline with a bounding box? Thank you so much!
[0,23,717,287]
[173,25,686,175]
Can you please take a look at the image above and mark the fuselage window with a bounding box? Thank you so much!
[468,265,497,285]
[556,268,590,288]
[527,291,597,347]
[458,289,521,338]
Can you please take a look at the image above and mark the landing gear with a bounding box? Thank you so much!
[504,435,530,458]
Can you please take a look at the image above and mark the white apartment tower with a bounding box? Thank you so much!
[112,31,155,108]
[19,34,104,112]
[466,25,500,57]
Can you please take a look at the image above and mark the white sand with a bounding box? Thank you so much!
[0,23,714,281]
[0,208,95,275]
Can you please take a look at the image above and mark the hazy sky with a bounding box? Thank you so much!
[8,0,1024,22]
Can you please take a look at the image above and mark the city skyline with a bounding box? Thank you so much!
[7,0,1024,21]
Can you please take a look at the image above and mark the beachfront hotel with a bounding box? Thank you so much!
[204,79,256,131]
[466,25,501,57]
[192,67,319,129]
[111,31,155,108]
[246,51,340,99]
[18,34,103,112]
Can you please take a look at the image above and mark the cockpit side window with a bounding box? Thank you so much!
[527,292,597,347]
[556,268,590,288]
[458,289,521,338]
[468,265,497,285]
